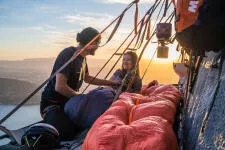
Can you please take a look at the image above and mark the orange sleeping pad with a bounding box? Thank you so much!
[83,81,181,150]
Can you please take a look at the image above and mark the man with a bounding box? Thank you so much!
[40,27,120,140]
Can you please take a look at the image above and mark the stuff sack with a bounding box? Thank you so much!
[64,87,115,129]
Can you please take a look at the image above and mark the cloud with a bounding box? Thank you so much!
[93,0,154,4]
[28,26,43,30]
[27,25,57,31]
[44,30,77,47]
[44,25,56,29]
[65,13,115,29]
[37,4,67,14]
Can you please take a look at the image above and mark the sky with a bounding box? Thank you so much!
[0,0,179,61]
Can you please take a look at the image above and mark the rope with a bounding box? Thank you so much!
[112,71,134,102]
[141,49,157,79]
[0,1,137,125]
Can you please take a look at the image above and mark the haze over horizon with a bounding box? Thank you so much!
[0,57,179,105]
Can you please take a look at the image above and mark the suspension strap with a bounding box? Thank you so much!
[134,17,145,48]
[141,49,157,80]
[135,0,161,48]
[101,0,139,46]
[102,13,124,46]
[163,0,169,17]
[146,19,151,40]
[134,1,139,34]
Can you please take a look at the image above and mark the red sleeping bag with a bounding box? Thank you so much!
[83,81,181,150]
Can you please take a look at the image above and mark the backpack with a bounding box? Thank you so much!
[174,0,225,54]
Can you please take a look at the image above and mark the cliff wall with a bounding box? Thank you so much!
[183,49,225,150]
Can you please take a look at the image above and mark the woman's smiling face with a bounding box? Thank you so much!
[122,54,133,71]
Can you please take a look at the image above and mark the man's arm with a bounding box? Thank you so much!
[84,73,121,86]
[55,73,78,98]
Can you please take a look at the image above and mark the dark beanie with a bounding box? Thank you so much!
[76,27,101,45]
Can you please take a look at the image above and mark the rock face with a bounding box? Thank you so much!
[183,49,225,150]
[0,78,41,105]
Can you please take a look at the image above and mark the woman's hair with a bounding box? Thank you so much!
[76,27,101,46]
[121,51,140,77]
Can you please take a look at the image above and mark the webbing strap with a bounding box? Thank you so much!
[163,0,169,17]
[129,106,135,124]
[128,98,140,124]
[101,0,138,46]
[137,16,149,49]
[102,13,125,46]
[146,19,151,40]
[134,17,145,49]
[134,2,139,34]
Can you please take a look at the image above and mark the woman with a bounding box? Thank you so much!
[110,51,142,93]
[64,51,142,129]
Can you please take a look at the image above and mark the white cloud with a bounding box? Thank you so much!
[65,13,115,29]
[44,30,78,47]
[44,25,56,29]
[93,0,154,4]
[37,4,67,14]
[28,26,43,30]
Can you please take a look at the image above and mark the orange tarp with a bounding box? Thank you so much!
[83,81,181,150]
[172,0,204,32]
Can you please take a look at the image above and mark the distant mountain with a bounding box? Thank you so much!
[0,57,55,62]
[0,78,41,105]
[23,57,55,62]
